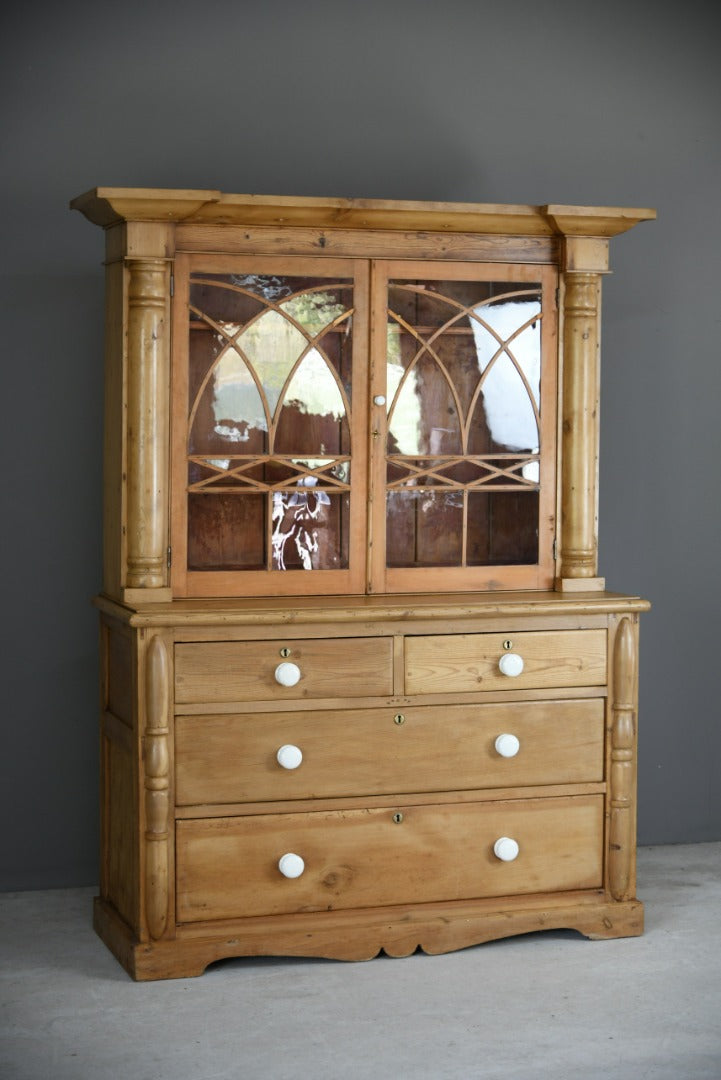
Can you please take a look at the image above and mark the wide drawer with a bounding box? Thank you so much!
[175,637,394,704]
[405,629,607,695]
[176,795,604,921]
[175,699,605,806]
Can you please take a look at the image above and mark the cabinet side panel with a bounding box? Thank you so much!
[105,737,139,929]
[106,621,133,723]
[100,621,139,932]
[102,257,127,599]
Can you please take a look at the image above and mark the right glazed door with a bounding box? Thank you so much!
[369,261,558,593]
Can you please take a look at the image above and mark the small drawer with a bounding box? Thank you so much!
[175,636,393,704]
[405,629,607,695]
[175,699,605,806]
[176,795,604,921]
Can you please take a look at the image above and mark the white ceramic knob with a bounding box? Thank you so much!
[278,853,305,878]
[495,733,520,758]
[373,394,386,406]
[494,837,520,862]
[276,744,303,770]
[498,652,524,677]
[275,661,301,687]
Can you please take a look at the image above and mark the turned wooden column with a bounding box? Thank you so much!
[609,617,638,900]
[126,258,170,590]
[559,268,603,585]
[143,634,171,939]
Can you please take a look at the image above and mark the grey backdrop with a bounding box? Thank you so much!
[1,0,719,890]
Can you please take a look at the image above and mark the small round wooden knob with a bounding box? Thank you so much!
[495,733,520,758]
[275,661,301,687]
[498,652,524,677]
[494,837,520,862]
[278,853,305,878]
[276,744,303,770]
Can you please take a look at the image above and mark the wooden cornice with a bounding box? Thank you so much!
[71,188,656,238]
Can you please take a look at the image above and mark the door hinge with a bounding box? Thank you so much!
[167,546,172,569]
[552,538,558,561]
[169,273,174,298]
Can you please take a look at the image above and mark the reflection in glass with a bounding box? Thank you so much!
[210,346,267,443]
[240,309,306,417]
[275,351,349,455]
[469,300,540,454]
[272,489,349,571]
[279,292,347,335]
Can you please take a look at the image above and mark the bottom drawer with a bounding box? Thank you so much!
[176,795,603,922]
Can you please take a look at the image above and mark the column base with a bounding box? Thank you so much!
[556,576,606,592]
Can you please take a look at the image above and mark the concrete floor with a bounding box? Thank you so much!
[1,843,719,1080]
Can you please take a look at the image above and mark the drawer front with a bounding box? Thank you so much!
[405,629,607,695]
[175,637,393,704]
[175,699,605,806]
[176,795,604,921]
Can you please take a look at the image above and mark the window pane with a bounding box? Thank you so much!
[386,491,463,567]
[188,494,265,570]
[467,492,539,566]
[274,351,349,455]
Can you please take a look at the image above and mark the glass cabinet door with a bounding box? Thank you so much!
[172,255,369,597]
[369,261,557,593]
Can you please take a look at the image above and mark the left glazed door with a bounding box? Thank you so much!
[171,254,370,597]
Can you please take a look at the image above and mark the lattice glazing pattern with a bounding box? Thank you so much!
[186,274,354,572]
[385,280,543,568]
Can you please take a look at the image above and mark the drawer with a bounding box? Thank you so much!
[175,699,605,806]
[176,795,604,921]
[175,637,393,704]
[405,629,607,695]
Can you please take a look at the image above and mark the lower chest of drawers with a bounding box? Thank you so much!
[173,628,608,923]
[97,605,644,979]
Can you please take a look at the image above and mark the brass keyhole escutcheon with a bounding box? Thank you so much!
[279,647,291,658]
[393,713,405,725]
[503,639,513,651]
[392,812,404,824]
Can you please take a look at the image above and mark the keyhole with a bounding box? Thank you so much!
[392,812,404,824]
[394,713,405,725]
[279,647,291,658]
[503,640,513,651]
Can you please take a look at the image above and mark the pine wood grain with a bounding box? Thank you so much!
[405,629,607,694]
[175,636,394,704]
[176,795,604,922]
[175,699,604,806]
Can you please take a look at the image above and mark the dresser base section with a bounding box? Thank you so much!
[93,893,644,982]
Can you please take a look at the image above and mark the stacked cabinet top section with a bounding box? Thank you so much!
[172,255,557,596]
[71,189,655,604]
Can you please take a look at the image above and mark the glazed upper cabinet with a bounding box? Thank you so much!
[172,254,555,596]
[71,189,654,605]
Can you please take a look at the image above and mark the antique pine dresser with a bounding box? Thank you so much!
[72,189,654,979]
